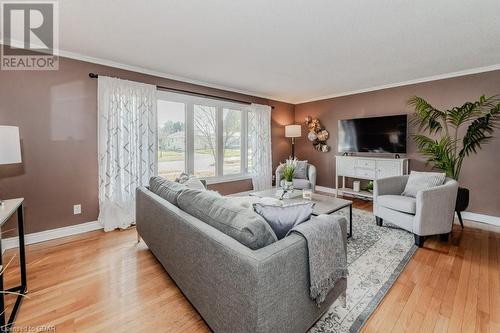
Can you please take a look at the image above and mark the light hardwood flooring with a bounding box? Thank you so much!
[3,197,499,333]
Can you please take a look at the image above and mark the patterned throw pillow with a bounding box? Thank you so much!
[175,172,206,190]
[293,160,309,179]
[402,171,446,197]
[253,201,315,239]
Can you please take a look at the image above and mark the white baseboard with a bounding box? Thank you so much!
[2,220,103,252]
[459,212,500,227]
[316,185,500,227]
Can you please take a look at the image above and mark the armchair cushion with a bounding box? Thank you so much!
[402,171,446,198]
[293,178,312,189]
[293,160,309,179]
[377,195,416,215]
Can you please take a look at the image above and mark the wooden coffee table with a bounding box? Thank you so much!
[250,189,353,238]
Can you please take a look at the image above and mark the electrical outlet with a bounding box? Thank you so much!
[73,204,81,215]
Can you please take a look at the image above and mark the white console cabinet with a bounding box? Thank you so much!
[335,156,408,199]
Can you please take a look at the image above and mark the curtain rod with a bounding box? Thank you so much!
[89,73,274,108]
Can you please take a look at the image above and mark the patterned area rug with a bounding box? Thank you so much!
[310,208,416,333]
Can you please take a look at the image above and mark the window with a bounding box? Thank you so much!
[223,108,242,175]
[157,91,253,183]
[194,104,217,177]
[157,100,186,180]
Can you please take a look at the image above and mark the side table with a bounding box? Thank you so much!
[0,199,27,332]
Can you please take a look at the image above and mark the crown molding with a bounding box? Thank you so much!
[3,39,500,105]
[295,63,500,104]
[0,39,286,103]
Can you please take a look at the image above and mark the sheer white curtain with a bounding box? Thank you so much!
[249,103,272,191]
[97,76,157,231]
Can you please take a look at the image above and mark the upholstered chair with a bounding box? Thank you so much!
[373,175,458,247]
[275,163,317,191]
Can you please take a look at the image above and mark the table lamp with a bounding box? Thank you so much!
[285,124,301,158]
[0,126,22,205]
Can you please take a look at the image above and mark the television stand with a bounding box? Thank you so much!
[335,156,409,200]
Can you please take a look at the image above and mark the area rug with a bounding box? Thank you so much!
[309,208,416,333]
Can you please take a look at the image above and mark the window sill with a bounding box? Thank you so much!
[204,174,252,185]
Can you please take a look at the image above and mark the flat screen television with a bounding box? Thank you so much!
[338,115,407,153]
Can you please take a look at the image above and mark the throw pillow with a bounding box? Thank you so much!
[149,176,187,206]
[293,160,308,179]
[176,172,206,190]
[175,172,190,183]
[253,201,315,239]
[402,171,446,198]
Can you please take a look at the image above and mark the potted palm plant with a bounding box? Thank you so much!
[408,94,500,227]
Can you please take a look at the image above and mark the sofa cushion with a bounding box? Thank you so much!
[178,189,277,250]
[293,160,308,179]
[402,171,446,198]
[149,176,187,206]
[292,178,312,189]
[253,202,314,239]
[378,195,417,215]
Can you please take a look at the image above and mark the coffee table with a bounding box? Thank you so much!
[250,189,353,238]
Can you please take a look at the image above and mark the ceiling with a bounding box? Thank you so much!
[18,1,500,103]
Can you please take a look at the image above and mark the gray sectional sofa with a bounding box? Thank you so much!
[136,181,347,333]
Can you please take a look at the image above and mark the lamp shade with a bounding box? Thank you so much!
[0,126,22,165]
[285,124,301,138]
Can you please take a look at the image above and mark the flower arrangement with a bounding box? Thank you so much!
[281,157,297,182]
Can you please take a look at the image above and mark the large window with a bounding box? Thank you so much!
[194,104,217,177]
[223,108,243,175]
[157,100,186,180]
[157,91,253,183]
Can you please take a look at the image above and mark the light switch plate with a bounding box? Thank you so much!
[73,204,82,215]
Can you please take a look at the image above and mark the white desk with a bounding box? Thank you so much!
[0,198,27,331]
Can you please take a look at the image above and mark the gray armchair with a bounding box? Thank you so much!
[275,163,317,191]
[374,175,458,247]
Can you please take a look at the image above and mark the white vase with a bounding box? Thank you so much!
[283,180,294,191]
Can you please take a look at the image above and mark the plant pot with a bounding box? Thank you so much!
[455,187,469,212]
[281,180,294,191]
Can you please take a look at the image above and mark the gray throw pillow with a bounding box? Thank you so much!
[293,160,308,179]
[402,171,446,198]
[177,189,277,250]
[253,202,315,239]
[149,176,187,206]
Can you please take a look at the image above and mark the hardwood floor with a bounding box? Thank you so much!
[3,197,499,333]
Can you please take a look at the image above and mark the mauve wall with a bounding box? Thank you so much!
[0,55,294,234]
[294,70,500,217]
